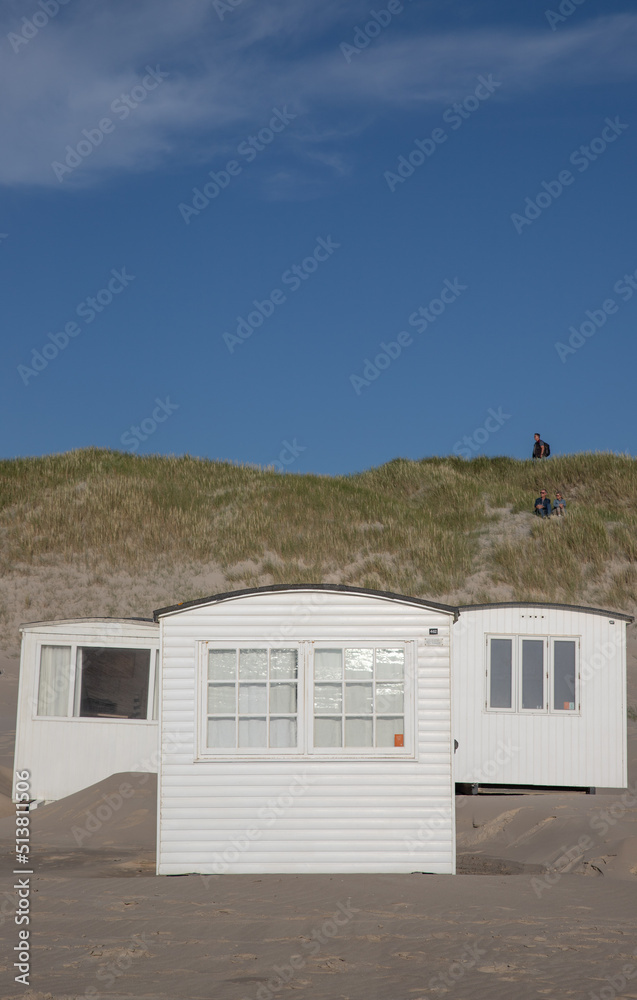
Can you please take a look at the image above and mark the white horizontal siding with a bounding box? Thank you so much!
[14,621,160,801]
[158,590,455,875]
[452,607,627,788]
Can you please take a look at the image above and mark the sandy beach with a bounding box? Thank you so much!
[1,634,636,999]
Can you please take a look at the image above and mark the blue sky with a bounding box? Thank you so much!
[2,0,636,474]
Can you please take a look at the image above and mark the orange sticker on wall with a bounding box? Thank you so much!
[394,734,404,747]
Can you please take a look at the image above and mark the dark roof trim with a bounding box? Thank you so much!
[20,617,156,630]
[153,584,459,621]
[458,602,634,623]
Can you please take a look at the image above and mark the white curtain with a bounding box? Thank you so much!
[314,716,342,747]
[314,683,342,713]
[345,717,373,747]
[238,718,267,747]
[270,683,297,713]
[345,683,373,713]
[208,717,235,748]
[375,682,404,713]
[37,645,71,717]
[208,684,236,713]
[152,650,159,720]
[239,684,267,713]
[269,717,297,748]
[376,716,403,747]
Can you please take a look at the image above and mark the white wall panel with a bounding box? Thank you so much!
[452,605,628,789]
[13,619,160,801]
[157,589,456,875]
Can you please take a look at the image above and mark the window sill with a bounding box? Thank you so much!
[193,750,417,762]
[33,715,158,724]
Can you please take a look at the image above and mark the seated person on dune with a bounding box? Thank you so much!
[534,489,551,517]
[553,492,566,515]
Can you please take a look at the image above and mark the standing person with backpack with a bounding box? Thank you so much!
[532,433,550,458]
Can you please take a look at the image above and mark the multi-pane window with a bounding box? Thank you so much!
[206,648,299,750]
[486,635,578,713]
[35,644,158,720]
[313,647,406,749]
[200,642,412,757]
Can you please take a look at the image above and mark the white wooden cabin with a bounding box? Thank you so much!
[13,618,160,803]
[155,585,457,875]
[452,603,633,791]
[12,593,633,870]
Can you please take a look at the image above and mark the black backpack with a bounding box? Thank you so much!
[543,441,551,457]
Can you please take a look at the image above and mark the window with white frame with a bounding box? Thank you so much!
[35,644,159,720]
[486,635,578,713]
[205,647,300,751]
[312,646,407,750]
[200,642,413,757]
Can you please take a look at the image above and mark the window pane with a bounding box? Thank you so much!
[376,683,404,713]
[522,639,544,710]
[37,645,72,717]
[345,682,373,713]
[239,717,267,747]
[208,684,235,713]
[208,717,235,747]
[489,638,512,709]
[314,717,342,747]
[208,649,236,681]
[345,717,373,746]
[314,683,342,713]
[239,684,267,714]
[314,649,342,681]
[345,648,373,679]
[270,717,297,748]
[239,649,268,680]
[554,640,576,711]
[78,648,150,719]
[270,649,297,679]
[376,716,404,747]
[376,648,404,680]
[270,683,297,713]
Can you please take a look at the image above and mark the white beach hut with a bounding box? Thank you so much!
[452,603,634,792]
[13,618,160,803]
[154,585,457,875]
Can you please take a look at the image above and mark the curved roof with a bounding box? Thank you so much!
[20,617,156,631]
[458,602,634,623]
[153,584,459,621]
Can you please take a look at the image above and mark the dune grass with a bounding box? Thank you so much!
[0,449,635,613]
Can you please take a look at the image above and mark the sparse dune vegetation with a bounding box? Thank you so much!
[0,448,635,648]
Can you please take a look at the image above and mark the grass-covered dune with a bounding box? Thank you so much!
[0,449,635,648]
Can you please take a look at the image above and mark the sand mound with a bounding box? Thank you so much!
[457,788,637,880]
[0,770,157,851]
[0,771,158,877]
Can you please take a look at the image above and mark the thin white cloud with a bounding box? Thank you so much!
[0,1,635,188]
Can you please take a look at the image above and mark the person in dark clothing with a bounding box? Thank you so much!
[532,433,548,458]
[534,489,551,517]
